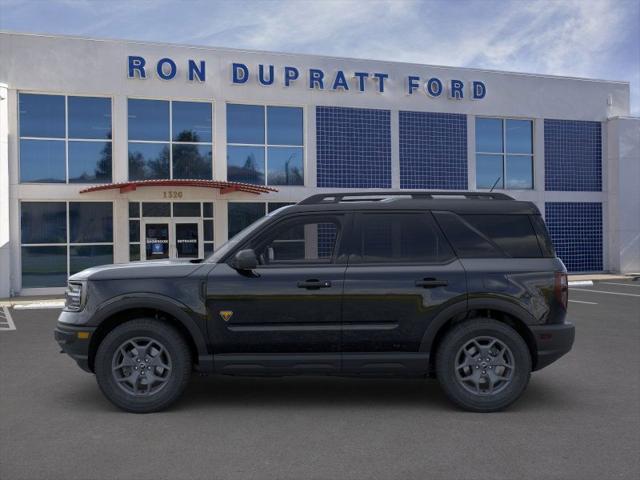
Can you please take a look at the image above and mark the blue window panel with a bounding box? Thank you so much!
[476,154,503,189]
[506,155,533,189]
[545,202,603,272]
[172,144,212,180]
[267,106,303,146]
[68,141,112,183]
[227,145,265,184]
[21,202,67,244]
[227,104,265,144]
[506,119,532,154]
[19,139,66,183]
[172,101,212,143]
[21,246,68,288]
[69,202,113,243]
[544,119,602,191]
[267,147,304,185]
[399,111,467,190]
[476,117,502,153]
[128,99,170,141]
[228,203,266,238]
[316,106,391,188]
[19,93,65,138]
[70,245,113,275]
[68,96,112,139]
[128,142,170,180]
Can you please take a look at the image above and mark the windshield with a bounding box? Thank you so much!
[205,205,294,263]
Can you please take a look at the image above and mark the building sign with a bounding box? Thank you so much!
[127,56,486,100]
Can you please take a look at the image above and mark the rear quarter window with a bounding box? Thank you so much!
[434,212,543,258]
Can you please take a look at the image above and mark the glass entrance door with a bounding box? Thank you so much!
[144,222,170,260]
[141,218,203,260]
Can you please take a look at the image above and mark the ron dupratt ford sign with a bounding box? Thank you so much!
[127,56,487,100]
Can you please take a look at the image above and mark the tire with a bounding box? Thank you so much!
[436,318,531,412]
[95,318,192,413]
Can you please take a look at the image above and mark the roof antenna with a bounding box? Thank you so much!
[489,177,501,193]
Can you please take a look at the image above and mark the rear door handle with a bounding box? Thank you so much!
[415,278,448,288]
[297,279,332,289]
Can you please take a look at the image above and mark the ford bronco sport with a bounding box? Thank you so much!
[55,191,574,413]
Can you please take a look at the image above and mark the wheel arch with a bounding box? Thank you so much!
[87,295,208,372]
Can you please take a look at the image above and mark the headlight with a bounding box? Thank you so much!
[64,282,86,311]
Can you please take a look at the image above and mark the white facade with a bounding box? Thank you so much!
[0,32,638,297]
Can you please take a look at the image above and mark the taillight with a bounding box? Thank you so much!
[555,272,568,309]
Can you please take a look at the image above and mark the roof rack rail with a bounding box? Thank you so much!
[298,191,513,205]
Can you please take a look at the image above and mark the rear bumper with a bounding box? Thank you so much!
[54,323,96,373]
[530,322,575,371]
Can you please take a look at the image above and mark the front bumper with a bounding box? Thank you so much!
[530,321,575,371]
[54,322,96,373]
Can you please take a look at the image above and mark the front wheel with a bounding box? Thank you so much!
[95,319,192,413]
[436,318,531,412]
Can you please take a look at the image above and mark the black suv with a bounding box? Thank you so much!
[55,191,574,413]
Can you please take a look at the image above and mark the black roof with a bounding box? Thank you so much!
[280,191,541,215]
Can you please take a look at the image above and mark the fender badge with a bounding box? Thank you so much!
[219,310,233,322]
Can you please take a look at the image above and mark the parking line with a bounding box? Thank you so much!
[600,282,640,288]
[570,288,640,298]
[569,300,598,305]
[0,306,16,331]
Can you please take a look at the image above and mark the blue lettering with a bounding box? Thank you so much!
[232,63,249,84]
[472,81,486,99]
[373,73,388,93]
[188,60,205,82]
[284,66,299,86]
[309,69,325,89]
[449,79,464,99]
[353,72,368,92]
[425,77,443,97]
[258,64,274,86]
[128,56,146,79]
[407,76,420,95]
[332,70,349,91]
[156,58,177,80]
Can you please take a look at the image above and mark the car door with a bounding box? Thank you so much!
[341,211,467,374]
[206,212,350,373]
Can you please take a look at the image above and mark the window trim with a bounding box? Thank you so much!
[18,92,114,185]
[127,97,215,181]
[349,211,457,266]
[226,102,306,187]
[475,116,534,191]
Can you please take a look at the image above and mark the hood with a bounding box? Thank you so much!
[68,259,206,281]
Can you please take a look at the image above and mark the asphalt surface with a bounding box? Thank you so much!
[1,281,639,480]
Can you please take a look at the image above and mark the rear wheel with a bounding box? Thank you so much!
[95,319,192,413]
[436,318,531,412]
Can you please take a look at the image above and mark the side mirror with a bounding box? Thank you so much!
[232,249,258,271]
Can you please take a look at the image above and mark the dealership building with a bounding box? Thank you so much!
[0,31,638,296]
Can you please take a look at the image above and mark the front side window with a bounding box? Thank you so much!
[128,99,213,180]
[353,213,454,264]
[19,93,112,184]
[476,118,533,190]
[227,104,304,186]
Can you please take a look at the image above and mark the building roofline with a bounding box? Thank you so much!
[0,30,631,86]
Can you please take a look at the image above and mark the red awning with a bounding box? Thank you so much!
[79,179,278,195]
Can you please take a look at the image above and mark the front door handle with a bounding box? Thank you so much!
[415,278,448,288]
[297,279,332,289]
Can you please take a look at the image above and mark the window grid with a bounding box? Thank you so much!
[19,93,113,184]
[475,117,534,190]
[545,202,603,272]
[226,103,305,186]
[20,201,115,288]
[399,111,467,190]
[544,119,602,191]
[128,99,214,180]
[316,106,391,188]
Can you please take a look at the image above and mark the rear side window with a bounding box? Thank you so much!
[434,212,542,258]
[530,214,556,257]
[354,212,455,264]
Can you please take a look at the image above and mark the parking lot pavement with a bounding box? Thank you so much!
[1,281,639,480]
